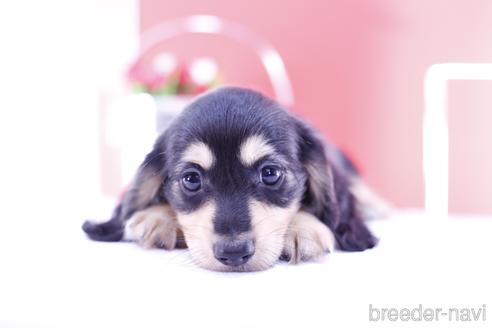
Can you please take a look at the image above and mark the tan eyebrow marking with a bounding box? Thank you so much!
[182,141,215,169]
[239,135,275,166]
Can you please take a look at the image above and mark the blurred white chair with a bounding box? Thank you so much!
[110,15,294,186]
[423,63,492,218]
[139,15,294,108]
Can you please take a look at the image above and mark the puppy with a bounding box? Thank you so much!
[83,87,385,271]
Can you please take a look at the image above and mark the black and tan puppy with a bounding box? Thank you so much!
[83,87,385,271]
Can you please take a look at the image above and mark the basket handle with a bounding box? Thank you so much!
[138,15,294,108]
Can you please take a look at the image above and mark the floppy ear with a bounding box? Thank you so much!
[118,137,167,221]
[296,120,377,251]
[82,135,167,241]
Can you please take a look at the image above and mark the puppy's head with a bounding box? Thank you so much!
[160,88,307,271]
[123,87,358,271]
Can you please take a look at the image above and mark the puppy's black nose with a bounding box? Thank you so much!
[214,239,255,266]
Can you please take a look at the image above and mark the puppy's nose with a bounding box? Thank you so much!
[213,239,255,266]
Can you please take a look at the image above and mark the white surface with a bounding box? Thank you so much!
[1,209,491,328]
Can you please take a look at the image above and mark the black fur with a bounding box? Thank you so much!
[82,204,124,241]
[295,120,377,251]
[82,87,377,252]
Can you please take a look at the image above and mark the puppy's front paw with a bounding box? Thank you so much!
[124,205,179,249]
[281,211,335,263]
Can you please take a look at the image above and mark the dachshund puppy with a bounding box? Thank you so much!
[83,87,385,271]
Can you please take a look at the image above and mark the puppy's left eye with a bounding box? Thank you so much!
[261,166,282,185]
[182,171,202,192]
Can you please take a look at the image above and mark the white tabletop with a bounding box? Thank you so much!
[1,208,491,328]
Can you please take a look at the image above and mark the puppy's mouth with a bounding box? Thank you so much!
[184,236,282,272]
[203,238,285,272]
[176,200,299,272]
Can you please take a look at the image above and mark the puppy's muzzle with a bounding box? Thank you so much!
[213,239,255,267]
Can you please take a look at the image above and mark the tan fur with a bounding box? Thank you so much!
[282,211,335,263]
[248,199,300,270]
[305,163,333,205]
[124,204,180,250]
[135,172,162,210]
[176,199,300,271]
[181,142,215,170]
[125,196,334,270]
[239,135,275,166]
[176,202,218,269]
[350,178,392,220]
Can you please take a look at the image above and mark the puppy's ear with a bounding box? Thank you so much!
[296,120,377,251]
[82,135,167,242]
[118,136,167,221]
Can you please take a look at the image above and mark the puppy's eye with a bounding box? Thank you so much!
[261,166,282,185]
[182,171,202,192]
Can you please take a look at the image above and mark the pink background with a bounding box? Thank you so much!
[140,0,492,213]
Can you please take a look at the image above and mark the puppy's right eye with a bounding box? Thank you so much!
[260,166,282,185]
[182,171,202,192]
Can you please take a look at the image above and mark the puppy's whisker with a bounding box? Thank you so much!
[180,223,214,233]
[261,226,290,237]
[251,214,290,229]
